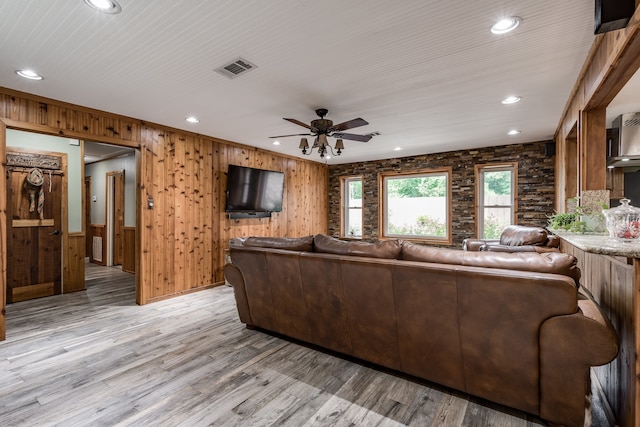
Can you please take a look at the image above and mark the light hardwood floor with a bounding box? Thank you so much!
[0,263,610,426]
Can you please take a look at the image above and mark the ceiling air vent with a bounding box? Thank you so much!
[215,58,257,79]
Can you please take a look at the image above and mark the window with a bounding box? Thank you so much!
[475,163,517,239]
[379,168,451,243]
[341,176,363,238]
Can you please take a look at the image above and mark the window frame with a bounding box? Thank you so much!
[340,175,364,239]
[378,167,452,244]
[474,162,518,239]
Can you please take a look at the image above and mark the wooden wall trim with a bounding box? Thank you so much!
[144,282,224,304]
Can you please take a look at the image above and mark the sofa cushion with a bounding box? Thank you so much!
[500,225,548,246]
[313,234,402,259]
[401,241,580,287]
[401,242,465,264]
[313,234,349,255]
[243,235,314,251]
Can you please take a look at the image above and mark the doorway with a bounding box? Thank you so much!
[84,141,136,273]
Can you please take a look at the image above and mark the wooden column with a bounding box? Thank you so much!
[580,108,607,191]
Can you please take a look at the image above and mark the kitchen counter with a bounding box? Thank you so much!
[557,231,640,427]
[551,230,640,258]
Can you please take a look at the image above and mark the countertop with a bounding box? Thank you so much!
[552,230,640,258]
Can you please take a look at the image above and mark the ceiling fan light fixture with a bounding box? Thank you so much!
[275,108,374,158]
[299,138,310,154]
[491,16,521,34]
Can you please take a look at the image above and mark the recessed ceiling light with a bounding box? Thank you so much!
[622,158,630,162]
[393,147,402,151]
[16,69,43,80]
[491,16,521,34]
[272,141,280,146]
[507,129,521,136]
[607,165,615,169]
[186,116,199,123]
[325,156,331,160]
[84,0,122,14]
[501,96,522,104]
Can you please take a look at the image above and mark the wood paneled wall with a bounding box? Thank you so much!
[122,227,136,274]
[64,233,85,293]
[555,6,640,209]
[0,87,328,308]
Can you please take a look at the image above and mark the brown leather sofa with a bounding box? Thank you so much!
[463,225,560,253]
[225,234,618,427]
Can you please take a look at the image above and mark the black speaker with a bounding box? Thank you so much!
[595,0,636,34]
[545,141,556,157]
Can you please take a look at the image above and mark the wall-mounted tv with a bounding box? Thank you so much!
[225,164,285,217]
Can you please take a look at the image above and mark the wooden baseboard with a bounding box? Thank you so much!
[144,281,225,304]
[12,282,54,302]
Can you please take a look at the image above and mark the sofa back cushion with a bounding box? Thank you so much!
[243,235,314,251]
[400,242,465,264]
[313,234,402,259]
[500,225,548,246]
[401,241,580,287]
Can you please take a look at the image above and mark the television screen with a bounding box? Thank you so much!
[225,164,285,212]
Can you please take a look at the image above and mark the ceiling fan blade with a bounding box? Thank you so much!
[269,133,312,138]
[332,132,372,142]
[329,118,368,132]
[284,118,316,131]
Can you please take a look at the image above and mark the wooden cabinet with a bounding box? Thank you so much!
[607,167,625,199]
[560,239,638,427]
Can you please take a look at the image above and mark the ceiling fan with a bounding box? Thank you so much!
[270,108,373,158]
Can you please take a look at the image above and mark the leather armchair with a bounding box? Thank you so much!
[463,225,560,253]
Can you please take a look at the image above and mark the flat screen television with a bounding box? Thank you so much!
[225,164,285,213]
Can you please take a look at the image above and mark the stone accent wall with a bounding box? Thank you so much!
[328,140,555,247]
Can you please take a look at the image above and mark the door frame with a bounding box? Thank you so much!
[105,170,124,267]
[0,120,6,340]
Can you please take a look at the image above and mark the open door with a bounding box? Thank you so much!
[5,151,63,303]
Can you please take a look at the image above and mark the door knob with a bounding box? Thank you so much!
[51,229,61,235]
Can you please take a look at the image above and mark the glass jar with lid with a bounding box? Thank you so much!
[602,198,640,242]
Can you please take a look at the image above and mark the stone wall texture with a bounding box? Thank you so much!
[328,140,555,247]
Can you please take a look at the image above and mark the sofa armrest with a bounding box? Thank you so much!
[463,238,498,251]
[224,263,254,327]
[539,293,619,427]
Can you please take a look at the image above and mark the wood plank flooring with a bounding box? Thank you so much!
[0,262,611,426]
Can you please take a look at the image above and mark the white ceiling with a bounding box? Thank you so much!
[0,0,621,164]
